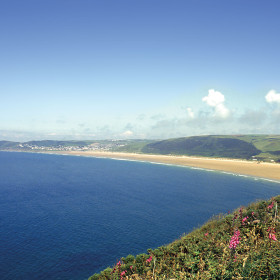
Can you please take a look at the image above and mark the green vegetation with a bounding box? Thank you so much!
[112,140,155,153]
[235,135,280,162]
[1,135,280,162]
[115,135,280,162]
[231,135,280,152]
[89,196,280,280]
[141,136,261,159]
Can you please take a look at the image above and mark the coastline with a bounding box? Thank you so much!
[39,150,280,182]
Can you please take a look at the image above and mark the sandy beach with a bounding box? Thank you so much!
[50,151,280,182]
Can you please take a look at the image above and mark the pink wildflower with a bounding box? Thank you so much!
[242,216,249,224]
[229,230,240,249]
[204,232,209,237]
[130,265,133,270]
[120,270,127,280]
[267,228,277,241]
[146,256,153,263]
[267,202,274,210]
[117,261,121,267]
[269,233,277,241]
[251,212,254,216]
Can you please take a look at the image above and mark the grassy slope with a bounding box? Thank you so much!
[114,135,280,162]
[89,195,280,280]
[231,135,280,152]
[112,140,155,153]
[141,136,262,159]
[221,135,280,162]
[236,135,280,162]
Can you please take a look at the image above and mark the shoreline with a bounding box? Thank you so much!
[36,150,280,182]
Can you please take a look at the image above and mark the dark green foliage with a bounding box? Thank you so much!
[135,253,148,264]
[122,255,135,264]
[88,274,99,280]
[141,136,261,159]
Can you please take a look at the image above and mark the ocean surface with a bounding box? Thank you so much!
[0,151,279,280]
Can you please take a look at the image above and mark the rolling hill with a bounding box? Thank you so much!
[115,135,280,162]
[141,136,261,159]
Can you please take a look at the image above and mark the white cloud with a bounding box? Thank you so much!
[122,130,133,137]
[265,89,280,104]
[202,89,230,118]
[202,89,225,106]
[187,107,194,119]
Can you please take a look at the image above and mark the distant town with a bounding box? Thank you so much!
[17,142,125,152]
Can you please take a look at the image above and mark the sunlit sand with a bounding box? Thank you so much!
[50,151,280,182]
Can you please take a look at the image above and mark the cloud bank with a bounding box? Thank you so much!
[1,89,280,141]
[145,88,280,139]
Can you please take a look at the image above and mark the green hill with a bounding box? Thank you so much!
[112,135,280,162]
[141,136,261,159]
[230,135,280,152]
[0,140,19,149]
[232,135,280,162]
[89,195,280,280]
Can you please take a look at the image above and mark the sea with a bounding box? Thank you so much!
[0,151,279,280]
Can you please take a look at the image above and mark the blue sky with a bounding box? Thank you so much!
[1,0,280,141]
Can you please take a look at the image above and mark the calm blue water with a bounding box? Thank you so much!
[0,151,279,280]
